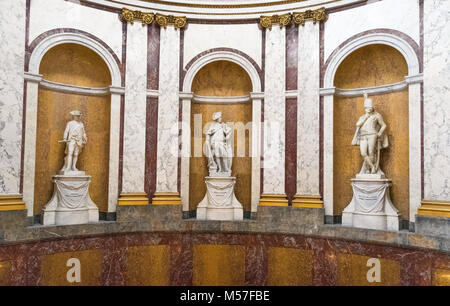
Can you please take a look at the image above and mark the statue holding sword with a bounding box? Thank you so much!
[59,110,87,174]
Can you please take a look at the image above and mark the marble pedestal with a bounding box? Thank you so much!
[342,174,400,231]
[197,176,243,221]
[42,174,99,226]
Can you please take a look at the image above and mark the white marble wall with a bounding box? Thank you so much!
[263,27,285,195]
[29,0,123,61]
[325,0,420,61]
[297,22,320,196]
[183,23,262,69]
[122,24,147,193]
[0,0,26,195]
[156,26,180,193]
[423,0,450,201]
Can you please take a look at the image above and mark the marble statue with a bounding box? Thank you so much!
[42,110,98,226]
[197,111,243,221]
[351,93,389,175]
[343,94,399,231]
[204,112,233,176]
[59,110,87,174]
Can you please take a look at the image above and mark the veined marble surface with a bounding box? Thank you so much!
[183,23,262,68]
[263,26,285,195]
[297,22,320,196]
[122,24,147,193]
[29,0,123,62]
[156,26,180,193]
[324,0,420,61]
[0,0,26,194]
[423,0,450,201]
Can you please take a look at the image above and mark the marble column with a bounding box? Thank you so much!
[119,22,149,205]
[250,93,263,213]
[418,0,450,218]
[180,92,193,212]
[107,90,122,212]
[0,0,27,211]
[152,26,181,205]
[293,20,323,208]
[259,26,288,206]
[322,89,335,218]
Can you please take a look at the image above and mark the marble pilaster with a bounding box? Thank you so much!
[121,23,148,201]
[0,0,26,196]
[294,21,322,207]
[260,26,287,206]
[154,26,181,204]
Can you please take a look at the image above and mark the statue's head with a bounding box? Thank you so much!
[363,93,374,113]
[70,110,82,121]
[212,112,222,122]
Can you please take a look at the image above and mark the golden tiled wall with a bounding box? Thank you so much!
[193,244,245,286]
[267,247,313,286]
[40,249,103,286]
[0,261,11,286]
[433,269,450,286]
[333,44,410,219]
[126,245,170,285]
[34,43,111,214]
[337,253,400,286]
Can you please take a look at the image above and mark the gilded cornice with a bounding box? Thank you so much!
[292,7,326,25]
[260,7,327,29]
[155,13,187,29]
[260,13,291,29]
[120,8,154,25]
[120,8,186,28]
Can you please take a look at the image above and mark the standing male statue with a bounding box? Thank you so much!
[59,110,87,174]
[204,112,233,175]
[351,94,389,175]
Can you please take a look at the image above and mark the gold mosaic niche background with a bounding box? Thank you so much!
[190,61,252,212]
[333,44,409,219]
[34,43,111,214]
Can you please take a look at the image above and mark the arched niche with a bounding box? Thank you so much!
[333,44,409,221]
[34,43,112,215]
[189,60,253,213]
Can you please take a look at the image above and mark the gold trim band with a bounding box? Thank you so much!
[259,194,289,206]
[417,200,450,218]
[152,192,181,205]
[260,7,327,28]
[0,195,26,211]
[292,194,324,208]
[118,192,149,205]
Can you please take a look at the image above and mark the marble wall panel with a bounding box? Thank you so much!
[325,0,420,61]
[29,0,122,61]
[423,0,450,201]
[183,23,262,69]
[0,0,26,194]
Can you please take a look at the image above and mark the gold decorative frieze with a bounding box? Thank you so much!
[260,13,292,29]
[120,8,154,25]
[155,13,187,29]
[292,7,326,26]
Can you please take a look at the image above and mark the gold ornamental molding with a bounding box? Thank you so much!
[292,7,326,25]
[260,7,326,29]
[259,194,289,206]
[0,195,26,211]
[121,8,155,25]
[292,195,324,208]
[260,13,292,29]
[118,192,149,205]
[155,13,187,29]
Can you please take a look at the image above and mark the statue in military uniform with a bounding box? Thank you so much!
[352,94,389,175]
[59,110,87,174]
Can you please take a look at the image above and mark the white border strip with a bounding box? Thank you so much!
[192,94,250,104]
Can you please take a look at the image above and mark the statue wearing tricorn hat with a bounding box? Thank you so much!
[59,110,87,174]
[352,93,389,175]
